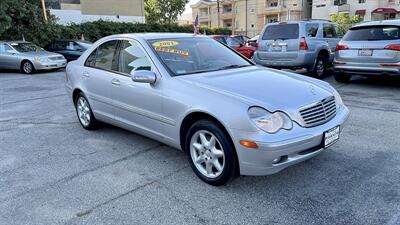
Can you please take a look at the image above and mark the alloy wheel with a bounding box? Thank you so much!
[76,97,91,127]
[190,130,225,178]
[23,62,33,74]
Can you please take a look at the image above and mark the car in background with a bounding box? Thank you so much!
[0,41,66,74]
[246,35,259,48]
[334,20,400,83]
[65,33,349,185]
[253,20,340,78]
[231,35,250,43]
[44,40,92,61]
[211,35,256,59]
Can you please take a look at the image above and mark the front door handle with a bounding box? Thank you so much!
[82,71,90,78]
[111,79,120,86]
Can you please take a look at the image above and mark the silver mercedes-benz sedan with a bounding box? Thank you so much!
[0,41,66,74]
[65,33,349,185]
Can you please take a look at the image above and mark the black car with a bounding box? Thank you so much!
[44,40,92,61]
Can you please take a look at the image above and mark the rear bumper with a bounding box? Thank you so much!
[231,105,350,176]
[334,62,400,76]
[253,51,317,69]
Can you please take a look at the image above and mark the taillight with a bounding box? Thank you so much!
[299,37,308,51]
[384,44,400,51]
[255,42,259,49]
[335,44,349,51]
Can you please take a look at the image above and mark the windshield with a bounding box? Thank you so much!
[148,37,252,76]
[262,24,299,40]
[76,41,92,49]
[11,43,43,52]
[343,25,400,41]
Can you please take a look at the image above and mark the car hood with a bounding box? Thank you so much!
[177,66,334,118]
[21,51,63,58]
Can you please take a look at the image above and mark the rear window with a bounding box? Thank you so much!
[343,25,400,41]
[262,24,299,40]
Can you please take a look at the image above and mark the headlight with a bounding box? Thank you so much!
[248,107,292,134]
[333,89,343,107]
[34,56,47,62]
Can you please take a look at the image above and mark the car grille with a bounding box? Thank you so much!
[49,56,64,61]
[299,96,336,128]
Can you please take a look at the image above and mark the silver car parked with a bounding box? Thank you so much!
[334,20,400,82]
[65,33,349,185]
[0,41,66,74]
[254,20,340,78]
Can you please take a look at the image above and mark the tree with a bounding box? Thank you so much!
[329,13,363,24]
[145,0,189,24]
[0,0,58,44]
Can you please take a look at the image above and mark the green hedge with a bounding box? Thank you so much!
[0,20,232,47]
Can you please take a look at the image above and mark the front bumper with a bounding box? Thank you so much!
[230,105,350,176]
[33,59,67,70]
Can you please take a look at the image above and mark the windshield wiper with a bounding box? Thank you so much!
[215,64,251,71]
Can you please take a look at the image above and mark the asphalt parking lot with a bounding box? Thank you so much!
[1,70,400,225]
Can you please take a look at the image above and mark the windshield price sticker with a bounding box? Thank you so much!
[152,41,179,47]
[154,47,189,56]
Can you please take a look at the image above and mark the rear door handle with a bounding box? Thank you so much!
[111,79,120,86]
[82,71,90,78]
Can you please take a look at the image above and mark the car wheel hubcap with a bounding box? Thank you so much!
[190,130,225,178]
[24,63,32,73]
[77,97,91,126]
[316,60,324,76]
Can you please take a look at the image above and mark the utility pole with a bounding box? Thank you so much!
[41,0,48,22]
[217,0,220,27]
[245,0,248,36]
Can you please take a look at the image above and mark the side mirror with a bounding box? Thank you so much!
[131,70,156,84]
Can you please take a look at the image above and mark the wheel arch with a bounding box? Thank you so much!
[20,59,35,71]
[72,88,83,104]
[179,111,240,174]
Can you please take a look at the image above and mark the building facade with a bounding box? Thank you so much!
[46,0,145,24]
[312,0,400,21]
[191,0,312,37]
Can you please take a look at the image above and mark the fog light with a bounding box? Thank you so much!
[272,157,282,164]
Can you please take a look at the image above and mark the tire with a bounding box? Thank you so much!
[21,61,35,74]
[185,119,238,186]
[312,55,327,78]
[334,72,352,83]
[75,93,100,130]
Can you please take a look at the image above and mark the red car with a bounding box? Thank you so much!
[210,35,256,59]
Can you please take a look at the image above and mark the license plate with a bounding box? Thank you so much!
[358,49,373,56]
[271,46,282,52]
[324,126,340,148]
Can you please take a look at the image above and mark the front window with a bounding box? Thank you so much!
[11,42,42,52]
[148,37,252,76]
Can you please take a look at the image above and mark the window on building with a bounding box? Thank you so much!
[333,0,347,6]
[235,20,240,29]
[250,8,255,13]
[358,0,365,3]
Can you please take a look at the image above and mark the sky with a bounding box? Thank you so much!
[180,0,198,20]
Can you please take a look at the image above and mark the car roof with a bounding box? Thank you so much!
[0,41,31,44]
[105,33,205,41]
[266,20,336,26]
[352,19,400,28]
